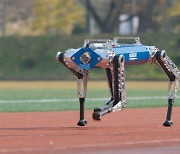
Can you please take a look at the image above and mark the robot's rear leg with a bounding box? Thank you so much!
[93,55,126,120]
[93,68,113,120]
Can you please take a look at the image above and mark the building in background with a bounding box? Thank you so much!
[119,14,139,35]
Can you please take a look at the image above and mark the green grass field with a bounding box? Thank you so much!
[0,81,179,112]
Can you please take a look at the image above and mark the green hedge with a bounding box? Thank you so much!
[0,33,179,80]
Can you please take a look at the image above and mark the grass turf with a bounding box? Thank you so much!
[0,81,179,112]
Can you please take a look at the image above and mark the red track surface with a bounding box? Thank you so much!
[0,107,180,154]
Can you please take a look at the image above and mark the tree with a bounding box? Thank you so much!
[86,0,162,33]
[86,0,177,34]
[169,0,180,16]
[0,0,7,37]
[0,0,35,36]
[167,0,180,33]
[32,0,85,35]
[86,0,128,33]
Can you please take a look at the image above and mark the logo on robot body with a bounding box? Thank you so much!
[129,52,137,60]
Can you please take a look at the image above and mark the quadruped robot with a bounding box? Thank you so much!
[56,37,180,127]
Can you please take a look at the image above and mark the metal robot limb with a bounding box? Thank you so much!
[155,50,180,126]
[56,52,88,126]
[76,75,88,126]
[93,54,126,120]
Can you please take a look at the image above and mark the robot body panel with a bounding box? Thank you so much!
[113,45,150,66]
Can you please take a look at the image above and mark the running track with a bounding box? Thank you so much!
[0,107,180,154]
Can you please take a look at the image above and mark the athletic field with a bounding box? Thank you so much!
[0,81,179,112]
[0,81,180,153]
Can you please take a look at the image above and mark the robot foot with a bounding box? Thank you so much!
[77,119,87,126]
[92,98,115,120]
[163,120,173,127]
[93,98,126,120]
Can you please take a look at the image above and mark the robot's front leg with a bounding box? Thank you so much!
[155,51,180,126]
[56,52,88,126]
[77,75,88,126]
[93,55,127,120]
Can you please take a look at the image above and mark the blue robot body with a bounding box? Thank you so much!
[113,44,150,65]
[71,44,150,70]
[71,44,150,69]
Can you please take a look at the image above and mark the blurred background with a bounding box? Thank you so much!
[0,0,179,80]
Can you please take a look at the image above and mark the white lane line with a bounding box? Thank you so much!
[57,138,180,150]
[0,138,180,153]
[0,96,179,104]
